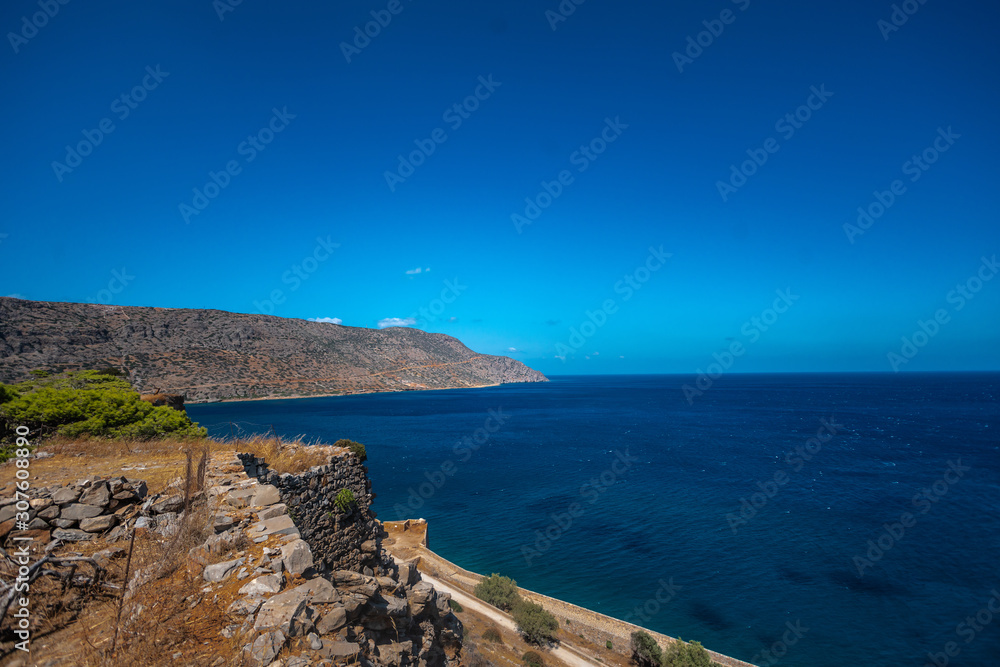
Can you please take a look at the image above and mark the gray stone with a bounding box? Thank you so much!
[333,570,378,598]
[243,629,285,666]
[203,557,245,583]
[51,487,81,505]
[79,514,117,533]
[227,488,255,508]
[280,539,313,576]
[256,504,287,521]
[134,516,152,529]
[52,528,95,542]
[239,574,283,597]
[0,506,17,523]
[254,589,309,636]
[112,490,138,502]
[308,632,322,650]
[321,641,360,659]
[52,518,77,529]
[315,606,347,635]
[251,484,281,507]
[150,495,184,514]
[80,482,111,507]
[250,515,300,539]
[60,503,104,521]
[214,514,235,533]
[126,479,148,499]
[26,517,49,530]
[292,577,340,604]
[228,597,263,616]
[38,505,60,521]
[29,498,53,511]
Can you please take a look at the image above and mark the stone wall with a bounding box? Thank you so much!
[236,452,385,575]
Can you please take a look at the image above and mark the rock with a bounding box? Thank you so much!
[60,504,104,521]
[333,570,378,598]
[280,539,313,576]
[256,504,287,521]
[360,539,377,553]
[371,594,408,617]
[79,514,117,533]
[320,641,360,659]
[37,505,60,521]
[251,484,281,507]
[228,597,263,616]
[80,482,111,507]
[227,488,255,508]
[254,590,309,636]
[0,506,17,523]
[150,495,184,514]
[213,514,235,533]
[52,528,95,542]
[0,519,15,540]
[134,516,152,529]
[239,574,283,597]
[292,577,340,604]
[26,517,49,531]
[203,557,245,583]
[52,518,77,529]
[244,629,285,666]
[250,515,300,539]
[315,606,347,635]
[28,498,53,511]
[307,632,322,650]
[397,560,418,587]
[112,490,138,502]
[126,479,148,499]
[407,582,435,616]
[51,487,81,505]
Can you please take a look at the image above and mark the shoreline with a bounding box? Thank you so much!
[185,382,506,405]
[382,520,756,667]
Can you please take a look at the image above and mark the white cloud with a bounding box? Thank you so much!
[507,347,519,352]
[405,267,431,275]
[308,316,342,325]
[378,317,417,329]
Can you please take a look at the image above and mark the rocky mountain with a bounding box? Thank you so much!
[0,298,547,402]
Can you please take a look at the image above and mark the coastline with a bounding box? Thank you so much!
[382,520,756,667]
[185,382,505,405]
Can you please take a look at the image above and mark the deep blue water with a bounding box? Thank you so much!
[188,374,1000,667]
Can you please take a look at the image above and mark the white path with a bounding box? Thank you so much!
[420,571,600,667]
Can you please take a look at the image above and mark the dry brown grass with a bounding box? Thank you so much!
[234,435,344,475]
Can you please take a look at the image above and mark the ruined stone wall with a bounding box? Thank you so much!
[236,452,385,575]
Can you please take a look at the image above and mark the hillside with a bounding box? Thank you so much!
[0,298,547,402]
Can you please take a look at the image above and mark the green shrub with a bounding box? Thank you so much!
[334,488,356,513]
[474,573,520,611]
[482,626,503,643]
[334,438,367,461]
[448,599,463,613]
[630,630,662,667]
[512,599,559,645]
[607,640,614,650]
[662,638,712,667]
[522,650,545,667]
[0,370,206,442]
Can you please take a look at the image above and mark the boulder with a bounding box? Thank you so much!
[239,574,283,597]
[52,518,77,529]
[126,479,148,499]
[280,539,313,576]
[256,504,287,521]
[80,482,111,507]
[250,515,300,539]
[320,641,361,659]
[52,528,95,542]
[26,517,49,531]
[292,578,340,604]
[51,487,81,505]
[38,505,60,521]
[254,589,309,636]
[333,570,379,598]
[243,629,285,666]
[228,597,263,616]
[61,504,104,521]
[150,495,184,514]
[79,514,117,533]
[226,488,255,508]
[213,514,236,533]
[203,557,245,583]
[251,484,281,507]
[28,498,53,511]
[315,606,347,635]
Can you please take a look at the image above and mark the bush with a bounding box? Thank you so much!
[482,626,503,643]
[607,640,614,650]
[474,573,520,611]
[0,370,206,443]
[522,650,545,667]
[334,438,367,462]
[512,599,559,645]
[334,488,356,513]
[448,599,463,613]
[662,638,712,667]
[630,631,662,667]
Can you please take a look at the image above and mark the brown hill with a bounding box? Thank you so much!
[0,298,547,402]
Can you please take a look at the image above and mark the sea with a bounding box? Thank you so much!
[188,373,1000,667]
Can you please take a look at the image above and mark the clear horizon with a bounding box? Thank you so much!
[1,1,998,377]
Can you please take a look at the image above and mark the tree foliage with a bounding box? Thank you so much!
[512,599,559,645]
[0,369,206,442]
[334,438,367,461]
[631,631,663,667]
[473,573,520,611]
[662,638,712,667]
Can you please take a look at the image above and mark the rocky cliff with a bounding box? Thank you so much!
[0,298,547,402]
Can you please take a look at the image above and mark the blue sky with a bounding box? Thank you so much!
[2,0,998,375]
